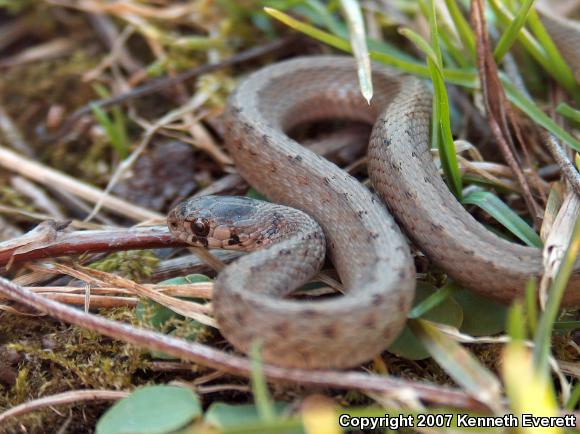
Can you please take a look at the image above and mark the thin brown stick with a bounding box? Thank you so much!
[471,0,542,225]
[0,276,489,412]
[0,390,129,425]
[542,132,580,197]
[0,226,183,267]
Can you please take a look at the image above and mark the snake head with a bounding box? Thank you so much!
[167,195,272,250]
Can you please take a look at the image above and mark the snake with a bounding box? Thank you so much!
[166,11,580,370]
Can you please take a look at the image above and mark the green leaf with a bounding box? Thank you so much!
[388,283,463,360]
[135,274,212,330]
[462,191,542,248]
[452,285,508,336]
[246,188,268,201]
[205,403,292,429]
[96,386,201,434]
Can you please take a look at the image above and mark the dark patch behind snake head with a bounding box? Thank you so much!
[167,195,271,250]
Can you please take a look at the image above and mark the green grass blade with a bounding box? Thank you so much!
[249,342,276,421]
[525,278,538,336]
[408,282,458,319]
[437,24,471,68]
[443,0,475,57]
[264,7,351,51]
[414,0,463,199]
[553,320,580,330]
[556,102,580,123]
[409,320,502,412]
[399,28,439,64]
[424,0,442,65]
[462,191,542,247]
[90,104,129,159]
[339,0,372,102]
[264,7,479,87]
[565,383,580,410]
[490,0,577,97]
[506,301,526,341]
[493,0,535,62]
[265,7,580,156]
[527,7,579,100]
[502,78,580,152]
[532,213,580,376]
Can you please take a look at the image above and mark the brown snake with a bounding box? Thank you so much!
[167,13,580,368]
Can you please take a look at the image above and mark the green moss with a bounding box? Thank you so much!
[90,250,159,281]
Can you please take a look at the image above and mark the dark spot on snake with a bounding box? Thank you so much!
[372,294,385,304]
[397,295,408,311]
[228,237,240,246]
[383,138,391,146]
[430,223,444,232]
[398,269,407,280]
[256,240,262,245]
[364,314,377,329]
[367,232,380,242]
[357,210,368,219]
[322,324,337,339]
[234,311,246,325]
[411,151,417,158]
[273,323,289,338]
[278,249,291,256]
[323,177,331,185]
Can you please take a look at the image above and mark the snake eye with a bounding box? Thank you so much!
[191,218,210,236]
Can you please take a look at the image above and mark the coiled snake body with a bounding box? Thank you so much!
[168,12,580,369]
